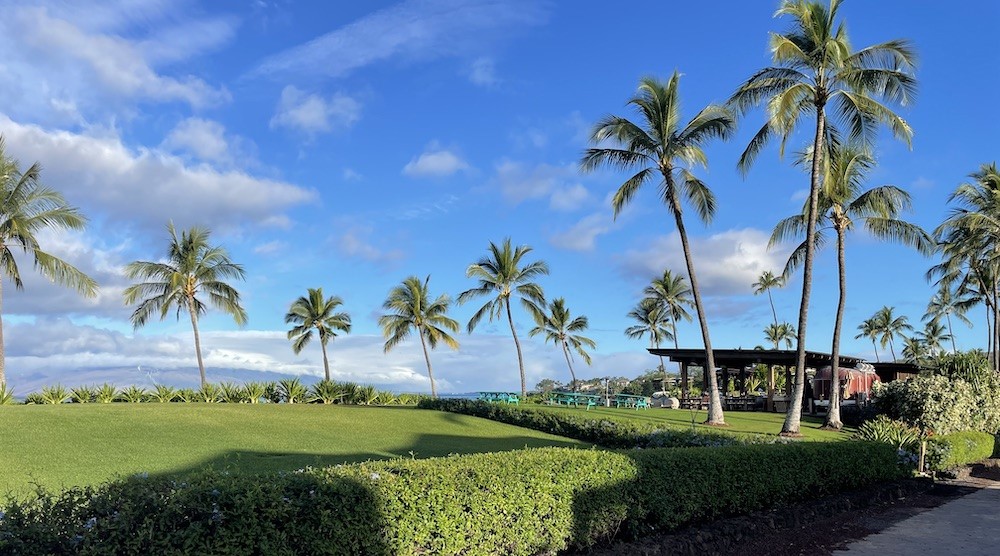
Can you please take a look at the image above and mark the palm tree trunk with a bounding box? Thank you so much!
[872,339,880,362]
[188,300,207,388]
[947,313,957,353]
[505,298,527,397]
[768,291,778,329]
[993,288,999,370]
[418,329,437,398]
[670,313,683,389]
[888,338,897,362]
[561,340,578,393]
[0,278,5,387]
[824,227,847,430]
[670,191,724,425]
[320,339,331,382]
[783,104,826,436]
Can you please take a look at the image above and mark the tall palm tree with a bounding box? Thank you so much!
[124,223,247,388]
[0,140,98,385]
[625,297,674,386]
[286,288,351,383]
[772,143,932,428]
[530,298,596,392]
[871,306,912,361]
[917,320,950,358]
[379,275,459,398]
[855,317,881,362]
[901,336,929,365]
[764,322,797,349]
[458,238,548,397]
[923,285,974,353]
[644,269,694,349]
[753,270,785,328]
[581,72,734,425]
[729,0,917,435]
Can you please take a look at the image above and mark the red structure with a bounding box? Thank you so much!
[811,366,880,401]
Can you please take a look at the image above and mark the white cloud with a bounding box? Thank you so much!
[160,118,257,167]
[269,86,361,136]
[248,0,548,80]
[549,184,591,212]
[549,213,613,252]
[619,228,793,296]
[469,57,498,86]
[1,114,315,231]
[342,168,363,181]
[492,160,572,203]
[403,147,469,177]
[334,227,405,267]
[253,240,287,256]
[911,177,934,190]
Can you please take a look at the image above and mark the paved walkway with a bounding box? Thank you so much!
[839,483,1000,555]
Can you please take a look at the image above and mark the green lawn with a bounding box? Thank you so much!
[0,404,587,498]
[530,405,853,441]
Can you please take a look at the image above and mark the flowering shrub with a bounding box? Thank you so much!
[924,431,996,471]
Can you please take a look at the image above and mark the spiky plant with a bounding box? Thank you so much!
[218,382,248,403]
[119,385,148,403]
[95,383,117,404]
[70,385,94,404]
[0,383,14,405]
[40,384,71,404]
[278,378,307,404]
[244,382,267,404]
[151,384,177,403]
[24,392,44,405]
[310,380,345,405]
[199,383,221,404]
[176,388,198,403]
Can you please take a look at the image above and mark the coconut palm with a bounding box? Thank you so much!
[917,320,950,357]
[625,297,674,387]
[870,306,912,361]
[530,298,596,392]
[752,271,785,328]
[764,322,797,349]
[458,238,548,397]
[285,288,351,383]
[644,269,694,349]
[0,140,98,385]
[772,143,932,428]
[901,336,930,365]
[124,223,247,388]
[729,0,917,435]
[581,72,734,425]
[379,275,459,398]
[855,317,881,362]
[923,285,974,353]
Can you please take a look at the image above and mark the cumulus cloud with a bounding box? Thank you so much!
[402,147,469,177]
[0,114,315,231]
[618,228,793,296]
[334,227,405,267]
[549,213,613,252]
[549,184,591,212]
[491,160,589,212]
[269,86,362,136]
[160,117,257,167]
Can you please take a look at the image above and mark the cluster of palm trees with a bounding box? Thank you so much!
[624,270,693,388]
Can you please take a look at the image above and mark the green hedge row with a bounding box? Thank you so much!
[0,442,903,555]
[417,398,781,448]
[926,431,997,471]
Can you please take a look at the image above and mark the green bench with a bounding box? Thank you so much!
[614,394,650,410]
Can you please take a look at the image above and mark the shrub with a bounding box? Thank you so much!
[70,385,94,404]
[23,392,45,405]
[925,431,996,471]
[175,388,198,403]
[854,416,920,450]
[0,442,901,555]
[263,381,282,404]
[219,382,248,404]
[94,384,117,404]
[40,384,71,405]
[310,380,345,405]
[0,383,16,405]
[278,378,307,404]
[340,382,360,404]
[244,382,268,404]
[375,390,398,405]
[397,393,416,406]
[118,385,148,403]
[872,375,983,435]
[199,383,221,403]
[151,384,177,403]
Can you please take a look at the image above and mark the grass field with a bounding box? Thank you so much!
[529,405,853,441]
[0,404,587,499]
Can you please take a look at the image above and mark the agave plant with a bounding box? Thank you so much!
[0,383,14,405]
[199,383,221,403]
[40,384,71,404]
[95,383,117,404]
[175,388,198,403]
[262,381,281,403]
[151,384,177,403]
[219,382,248,403]
[70,385,94,403]
[357,384,379,406]
[119,385,148,403]
[24,392,45,405]
[340,381,361,405]
[310,380,344,405]
[244,382,267,404]
[375,390,397,406]
[396,393,415,406]
[854,415,920,450]
[278,378,307,404]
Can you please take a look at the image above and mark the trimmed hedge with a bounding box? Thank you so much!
[417,398,784,448]
[925,431,996,471]
[0,442,903,555]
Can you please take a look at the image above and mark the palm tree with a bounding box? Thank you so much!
[285,288,352,383]
[917,320,950,358]
[855,317,881,362]
[124,223,247,388]
[625,297,674,388]
[871,306,912,361]
[729,0,917,435]
[771,143,932,428]
[752,271,785,328]
[379,275,459,398]
[644,269,694,349]
[0,140,98,385]
[764,322,797,349]
[581,72,734,425]
[458,238,548,397]
[923,285,974,353]
[901,336,929,365]
[530,298,596,392]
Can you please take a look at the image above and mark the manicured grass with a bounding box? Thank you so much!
[0,404,587,498]
[530,405,853,441]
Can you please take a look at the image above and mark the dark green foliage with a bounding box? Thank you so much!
[0,443,901,555]
[854,416,919,449]
[925,431,996,471]
[418,398,782,448]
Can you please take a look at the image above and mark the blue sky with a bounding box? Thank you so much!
[1,0,998,393]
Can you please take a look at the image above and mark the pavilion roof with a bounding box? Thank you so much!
[647,347,863,369]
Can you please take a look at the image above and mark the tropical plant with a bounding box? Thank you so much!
[176,388,198,403]
[644,270,694,386]
[244,382,268,404]
[0,383,14,405]
[119,385,148,403]
[379,275,460,398]
[70,385,94,404]
[625,297,674,387]
[310,380,344,405]
[124,223,247,388]
[458,238,548,397]
[357,384,379,405]
[262,381,281,404]
[219,382,247,403]
[396,393,416,406]
[23,392,44,405]
[40,384,71,404]
[923,285,974,353]
[198,383,221,404]
[278,378,307,404]
[854,317,881,362]
[341,382,361,405]
[730,0,917,435]
[151,384,177,403]
[764,322,797,349]
[901,336,930,365]
[95,383,117,404]
[285,287,351,383]
[917,321,951,357]
[870,306,913,361]
[529,298,596,392]
[854,415,920,450]
[582,73,734,425]
[772,143,932,428]
[0,139,99,386]
[752,270,785,328]
[375,390,398,405]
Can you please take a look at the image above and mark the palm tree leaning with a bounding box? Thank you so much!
[530,298,596,392]
[285,287,352,383]
[917,320,950,358]
[871,306,912,361]
[752,270,785,328]
[923,285,974,353]
[379,275,459,398]
[458,238,548,397]
[625,297,674,391]
[124,223,247,388]
[729,0,917,435]
[0,140,98,386]
[855,317,881,362]
[771,143,932,429]
[582,72,734,425]
[644,269,694,388]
